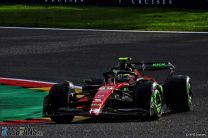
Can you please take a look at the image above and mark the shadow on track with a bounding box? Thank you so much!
[47,111,187,125]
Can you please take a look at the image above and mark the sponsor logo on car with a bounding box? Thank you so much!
[94,99,102,102]
[89,108,100,115]
[91,103,101,106]
[97,94,105,97]
[99,86,114,90]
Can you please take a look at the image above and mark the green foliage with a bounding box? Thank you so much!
[0,5,207,31]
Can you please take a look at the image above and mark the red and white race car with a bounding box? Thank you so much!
[43,57,192,123]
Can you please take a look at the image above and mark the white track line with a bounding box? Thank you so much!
[0,77,56,84]
[0,26,208,34]
[0,77,82,89]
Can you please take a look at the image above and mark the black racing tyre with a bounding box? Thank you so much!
[135,81,163,120]
[48,83,75,123]
[164,75,192,112]
[50,116,74,124]
[49,83,75,109]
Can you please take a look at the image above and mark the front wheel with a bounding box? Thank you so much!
[47,83,75,123]
[135,81,163,120]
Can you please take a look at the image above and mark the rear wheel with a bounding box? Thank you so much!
[47,83,75,123]
[135,81,163,120]
[164,75,192,112]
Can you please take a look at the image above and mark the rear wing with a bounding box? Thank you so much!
[135,62,174,70]
[117,57,175,71]
[133,62,175,75]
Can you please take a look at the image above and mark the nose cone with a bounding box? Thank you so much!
[89,85,115,116]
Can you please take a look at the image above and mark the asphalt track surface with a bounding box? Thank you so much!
[0,28,208,137]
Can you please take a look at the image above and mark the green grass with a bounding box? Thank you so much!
[0,5,208,31]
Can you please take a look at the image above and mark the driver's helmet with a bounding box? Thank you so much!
[116,74,130,82]
[118,63,133,72]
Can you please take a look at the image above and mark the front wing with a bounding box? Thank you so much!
[44,107,150,117]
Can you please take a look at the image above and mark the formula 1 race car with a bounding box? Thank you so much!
[43,57,192,123]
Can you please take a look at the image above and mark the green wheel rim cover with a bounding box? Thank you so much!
[187,81,192,107]
[151,89,162,114]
